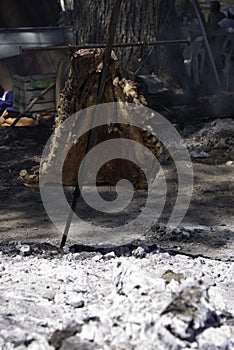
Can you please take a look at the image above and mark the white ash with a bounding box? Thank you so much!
[0,248,233,350]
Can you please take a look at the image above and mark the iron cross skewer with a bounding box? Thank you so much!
[60,0,123,248]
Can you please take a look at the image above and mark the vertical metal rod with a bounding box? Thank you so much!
[191,0,220,87]
[60,0,123,248]
[97,0,123,103]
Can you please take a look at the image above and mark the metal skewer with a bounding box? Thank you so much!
[60,0,123,248]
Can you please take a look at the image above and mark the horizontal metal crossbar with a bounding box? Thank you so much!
[20,39,190,53]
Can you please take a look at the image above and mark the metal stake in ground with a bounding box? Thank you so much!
[60,0,123,248]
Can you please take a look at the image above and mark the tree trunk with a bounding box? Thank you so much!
[72,0,191,93]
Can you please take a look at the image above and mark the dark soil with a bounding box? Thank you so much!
[0,108,233,261]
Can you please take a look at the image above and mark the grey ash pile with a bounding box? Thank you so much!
[0,240,233,349]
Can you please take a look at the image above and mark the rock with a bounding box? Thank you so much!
[102,251,116,260]
[60,336,95,350]
[114,261,165,296]
[161,270,184,284]
[42,290,56,301]
[18,245,31,256]
[139,243,151,253]
[115,246,131,257]
[66,299,85,309]
[160,286,220,342]
[49,321,82,349]
[190,151,209,158]
[132,246,146,258]
[49,250,59,256]
[63,245,70,254]
[226,161,234,166]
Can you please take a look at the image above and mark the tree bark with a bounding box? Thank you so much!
[72,0,191,93]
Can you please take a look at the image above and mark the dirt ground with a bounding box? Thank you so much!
[0,106,233,261]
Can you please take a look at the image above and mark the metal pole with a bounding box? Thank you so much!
[60,0,123,248]
[191,0,220,86]
[20,39,190,53]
